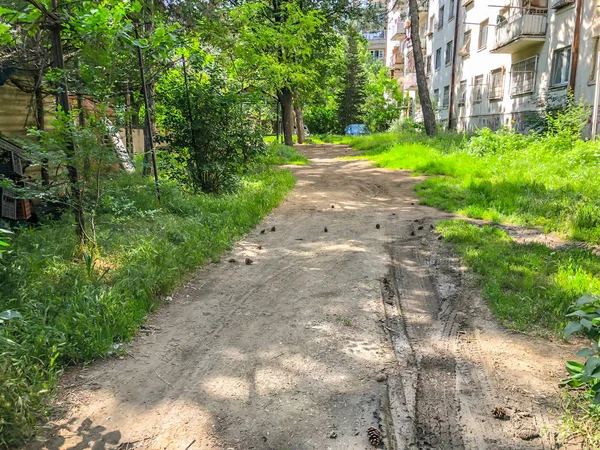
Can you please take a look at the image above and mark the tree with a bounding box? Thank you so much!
[407,0,436,136]
[337,25,367,131]
[364,61,404,132]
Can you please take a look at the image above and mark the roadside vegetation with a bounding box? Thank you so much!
[331,102,600,243]
[0,166,294,445]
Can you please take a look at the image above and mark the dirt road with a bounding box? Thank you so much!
[39,145,576,449]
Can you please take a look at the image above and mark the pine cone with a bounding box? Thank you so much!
[376,224,380,229]
[367,426,382,446]
[492,406,510,420]
[260,229,266,234]
[270,226,276,232]
[245,258,253,265]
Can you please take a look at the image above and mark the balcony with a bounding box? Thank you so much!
[390,21,406,41]
[362,30,386,48]
[491,11,547,54]
[391,50,404,70]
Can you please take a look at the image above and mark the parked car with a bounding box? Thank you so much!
[344,124,369,136]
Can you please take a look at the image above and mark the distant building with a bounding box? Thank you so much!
[386,0,600,135]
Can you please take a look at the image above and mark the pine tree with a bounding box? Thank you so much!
[337,26,367,131]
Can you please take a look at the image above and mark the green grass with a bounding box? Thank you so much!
[0,168,294,446]
[264,142,309,165]
[437,220,600,336]
[329,131,600,244]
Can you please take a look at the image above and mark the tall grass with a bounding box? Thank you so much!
[437,220,600,336]
[332,129,600,244]
[0,168,294,446]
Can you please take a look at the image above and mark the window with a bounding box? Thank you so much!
[433,89,440,105]
[458,30,471,58]
[442,85,450,108]
[428,16,435,35]
[488,68,504,100]
[590,38,599,84]
[551,46,571,87]
[445,41,453,66]
[478,20,488,50]
[473,75,484,103]
[426,54,432,75]
[458,80,467,106]
[370,49,384,61]
[510,56,538,96]
[438,6,445,29]
[449,0,455,19]
[435,47,442,70]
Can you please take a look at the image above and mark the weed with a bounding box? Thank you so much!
[342,318,353,327]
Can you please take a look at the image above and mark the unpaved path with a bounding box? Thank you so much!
[37,145,577,450]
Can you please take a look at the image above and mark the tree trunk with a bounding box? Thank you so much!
[278,87,294,147]
[142,83,156,176]
[142,2,157,177]
[34,87,50,186]
[294,102,306,144]
[125,85,134,156]
[408,0,437,136]
[49,0,87,243]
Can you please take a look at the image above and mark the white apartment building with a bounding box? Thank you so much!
[390,0,600,134]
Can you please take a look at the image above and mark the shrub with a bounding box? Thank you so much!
[462,127,532,157]
[156,63,267,193]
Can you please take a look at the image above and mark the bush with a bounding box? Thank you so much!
[156,63,267,193]
[462,127,532,157]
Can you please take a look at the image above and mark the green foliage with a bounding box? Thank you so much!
[0,169,294,446]
[336,25,368,131]
[304,102,339,135]
[156,62,266,193]
[462,127,533,156]
[545,97,591,152]
[562,295,600,395]
[437,220,600,336]
[0,228,12,259]
[263,143,308,165]
[363,62,405,132]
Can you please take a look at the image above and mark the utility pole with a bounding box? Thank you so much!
[135,24,160,201]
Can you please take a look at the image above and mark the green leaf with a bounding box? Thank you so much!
[565,360,584,375]
[576,348,597,357]
[577,295,598,307]
[581,318,594,330]
[565,321,583,338]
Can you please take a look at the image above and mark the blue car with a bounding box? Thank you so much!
[344,124,369,136]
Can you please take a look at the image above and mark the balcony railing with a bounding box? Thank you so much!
[390,21,406,41]
[362,30,386,41]
[492,11,547,53]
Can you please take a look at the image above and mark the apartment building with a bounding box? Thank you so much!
[392,0,600,134]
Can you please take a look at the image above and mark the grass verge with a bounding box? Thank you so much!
[264,142,309,165]
[325,131,600,244]
[437,220,600,336]
[0,167,295,446]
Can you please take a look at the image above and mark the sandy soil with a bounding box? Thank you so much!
[32,144,580,450]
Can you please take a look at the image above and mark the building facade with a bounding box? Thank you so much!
[387,0,600,135]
